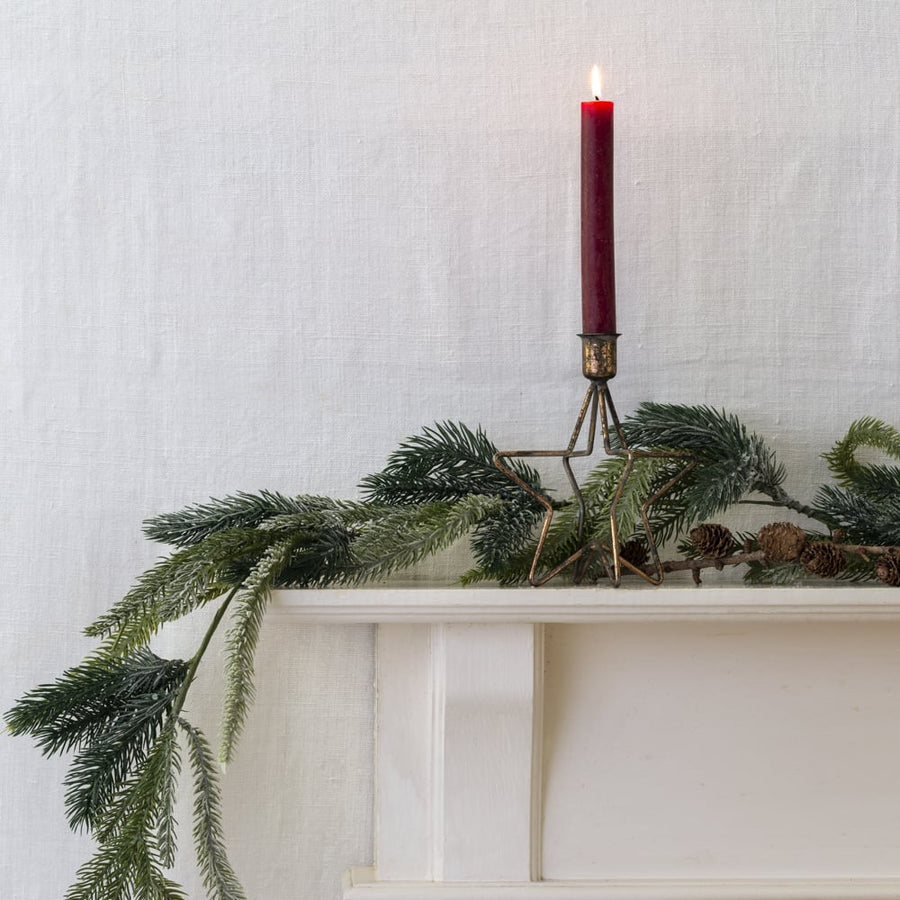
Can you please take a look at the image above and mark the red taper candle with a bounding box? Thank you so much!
[581,66,615,335]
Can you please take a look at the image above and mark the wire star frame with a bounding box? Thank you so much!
[493,335,695,587]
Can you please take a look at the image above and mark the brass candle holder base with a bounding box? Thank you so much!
[493,334,694,587]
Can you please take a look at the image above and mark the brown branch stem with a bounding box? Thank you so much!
[834,544,897,561]
[643,550,766,585]
[636,543,897,585]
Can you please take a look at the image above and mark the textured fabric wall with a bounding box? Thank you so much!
[2,2,897,897]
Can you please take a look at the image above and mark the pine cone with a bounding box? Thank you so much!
[690,524,734,559]
[757,522,807,562]
[799,541,846,578]
[620,539,649,568]
[874,549,900,587]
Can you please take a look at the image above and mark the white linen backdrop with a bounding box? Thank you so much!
[2,1,897,897]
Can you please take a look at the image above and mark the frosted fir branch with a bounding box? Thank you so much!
[220,538,299,765]
[360,421,544,506]
[143,491,335,548]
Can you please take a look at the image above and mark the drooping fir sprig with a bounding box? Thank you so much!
[87,528,278,655]
[6,412,900,900]
[5,647,234,900]
[220,537,303,765]
[180,719,247,900]
[5,649,189,833]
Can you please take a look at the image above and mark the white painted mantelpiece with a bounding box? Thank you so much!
[271,586,900,900]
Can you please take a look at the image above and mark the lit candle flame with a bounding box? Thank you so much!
[591,65,602,100]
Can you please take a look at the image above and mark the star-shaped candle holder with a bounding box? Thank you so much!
[493,334,695,587]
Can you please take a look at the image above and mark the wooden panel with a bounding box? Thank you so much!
[375,624,542,883]
[376,625,435,880]
[541,622,900,880]
[440,624,538,881]
[351,590,900,899]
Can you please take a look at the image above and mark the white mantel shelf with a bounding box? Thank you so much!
[272,584,900,900]
[343,871,900,900]
[270,584,900,624]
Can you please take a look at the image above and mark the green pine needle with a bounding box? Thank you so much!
[622,402,822,522]
[179,718,247,900]
[823,417,900,490]
[813,418,900,544]
[64,690,175,834]
[743,552,875,585]
[639,466,695,548]
[86,529,278,653]
[155,728,181,870]
[253,503,356,587]
[342,495,505,585]
[143,491,330,548]
[359,421,544,506]
[5,649,183,754]
[93,719,179,843]
[5,650,189,833]
[813,484,900,545]
[64,720,186,900]
[467,496,544,580]
[742,559,806,585]
[846,464,900,502]
[626,402,785,488]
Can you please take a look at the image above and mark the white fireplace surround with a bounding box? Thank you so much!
[271,585,900,900]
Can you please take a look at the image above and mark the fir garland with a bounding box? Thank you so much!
[7,405,900,900]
